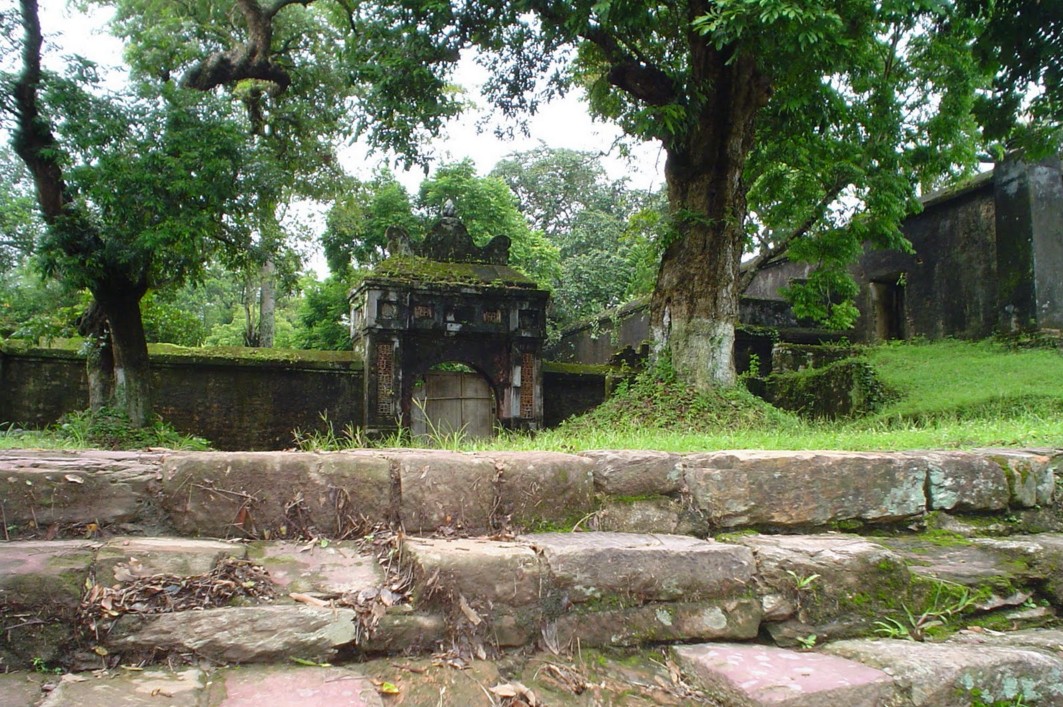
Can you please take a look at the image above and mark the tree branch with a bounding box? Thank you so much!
[11,0,67,223]
[181,0,315,93]
[738,177,849,291]
[525,0,677,106]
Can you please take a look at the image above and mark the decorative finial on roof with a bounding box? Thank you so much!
[442,199,457,218]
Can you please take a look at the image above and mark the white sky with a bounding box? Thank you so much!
[36,0,666,194]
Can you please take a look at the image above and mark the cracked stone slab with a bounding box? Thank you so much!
[106,605,358,664]
[580,450,684,496]
[683,451,927,528]
[38,668,206,707]
[160,451,391,538]
[524,532,755,603]
[921,451,1010,512]
[548,598,762,649]
[488,451,596,528]
[822,637,1063,706]
[390,451,496,533]
[95,536,247,586]
[727,534,912,644]
[674,642,894,706]
[401,536,543,608]
[0,540,98,612]
[0,450,164,530]
[248,541,382,596]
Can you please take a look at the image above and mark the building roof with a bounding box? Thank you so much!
[361,255,542,290]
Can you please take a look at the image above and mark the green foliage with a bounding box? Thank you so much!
[0,264,84,341]
[53,407,211,451]
[557,359,799,438]
[418,160,561,288]
[33,78,249,296]
[491,147,666,328]
[294,275,354,351]
[140,292,207,347]
[322,170,421,274]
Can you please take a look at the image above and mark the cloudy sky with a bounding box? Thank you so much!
[36,0,665,193]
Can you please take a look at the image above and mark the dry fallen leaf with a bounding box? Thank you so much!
[458,595,482,626]
[489,682,538,705]
[290,592,330,608]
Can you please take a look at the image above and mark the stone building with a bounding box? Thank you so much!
[551,154,1063,368]
[350,209,549,438]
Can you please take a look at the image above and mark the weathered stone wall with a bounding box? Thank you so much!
[0,347,365,450]
[0,347,608,448]
[853,172,1000,341]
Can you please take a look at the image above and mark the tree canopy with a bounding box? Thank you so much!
[342,0,1061,389]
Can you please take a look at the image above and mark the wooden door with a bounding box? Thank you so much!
[411,371,495,441]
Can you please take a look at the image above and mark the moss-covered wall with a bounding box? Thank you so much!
[0,346,610,449]
[0,346,365,450]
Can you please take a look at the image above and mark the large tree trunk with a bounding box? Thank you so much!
[77,301,114,411]
[649,49,770,391]
[257,259,276,348]
[96,288,152,427]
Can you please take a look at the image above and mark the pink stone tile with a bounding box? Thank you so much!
[675,643,894,706]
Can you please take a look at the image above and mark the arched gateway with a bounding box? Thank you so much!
[350,208,549,438]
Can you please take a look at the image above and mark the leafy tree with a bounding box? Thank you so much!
[0,154,41,272]
[294,274,353,350]
[100,0,356,348]
[6,0,250,424]
[418,160,561,287]
[960,0,1063,155]
[492,147,663,327]
[321,170,422,275]
[348,0,1060,391]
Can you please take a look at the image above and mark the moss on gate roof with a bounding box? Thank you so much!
[363,255,541,290]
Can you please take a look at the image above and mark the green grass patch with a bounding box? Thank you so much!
[4,338,1062,452]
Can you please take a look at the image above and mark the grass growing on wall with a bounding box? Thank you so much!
[3,338,1062,452]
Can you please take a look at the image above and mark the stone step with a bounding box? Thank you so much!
[3,631,1063,706]
[2,448,1058,540]
[3,530,1062,673]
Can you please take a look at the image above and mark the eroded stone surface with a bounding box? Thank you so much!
[684,451,927,528]
[402,536,542,607]
[0,450,163,531]
[594,497,683,534]
[0,673,46,707]
[729,534,912,644]
[95,536,247,586]
[548,598,762,648]
[526,532,755,603]
[823,637,1063,706]
[107,605,358,663]
[922,452,1010,512]
[581,450,683,496]
[674,642,894,707]
[38,668,205,707]
[0,540,97,611]
[161,451,391,538]
[392,451,495,533]
[249,541,382,596]
[973,534,1063,605]
[983,449,1057,507]
[209,666,383,707]
[489,452,596,528]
